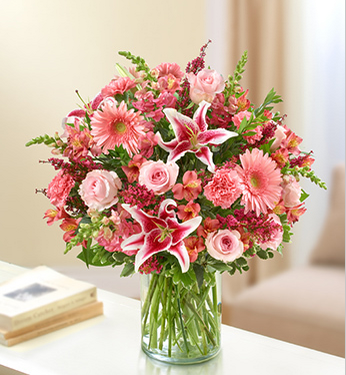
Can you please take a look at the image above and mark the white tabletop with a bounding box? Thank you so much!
[0,263,344,375]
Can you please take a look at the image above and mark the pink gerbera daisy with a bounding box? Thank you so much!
[90,98,145,157]
[236,149,282,216]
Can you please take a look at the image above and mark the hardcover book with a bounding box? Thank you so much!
[0,300,104,346]
[0,266,97,331]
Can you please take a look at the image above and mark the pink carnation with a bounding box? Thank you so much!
[204,169,242,209]
[101,77,136,98]
[47,170,75,208]
[152,62,184,79]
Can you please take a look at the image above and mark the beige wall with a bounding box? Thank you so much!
[0,0,207,268]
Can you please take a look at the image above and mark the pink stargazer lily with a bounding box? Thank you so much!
[121,199,202,273]
[156,101,238,172]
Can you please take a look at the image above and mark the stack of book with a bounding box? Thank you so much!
[0,266,103,346]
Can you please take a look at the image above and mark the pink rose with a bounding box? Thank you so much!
[204,169,242,209]
[281,175,301,207]
[79,170,122,211]
[138,160,179,195]
[47,170,75,208]
[259,213,283,251]
[187,69,225,104]
[206,229,244,262]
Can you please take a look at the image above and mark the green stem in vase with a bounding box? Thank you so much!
[141,273,159,337]
[148,275,162,349]
[184,299,216,346]
[167,276,173,357]
[158,276,168,350]
[176,283,190,355]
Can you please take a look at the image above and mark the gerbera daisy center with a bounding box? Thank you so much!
[247,170,268,193]
[113,121,127,134]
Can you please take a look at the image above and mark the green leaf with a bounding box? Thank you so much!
[193,263,204,290]
[238,115,249,133]
[235,257,248,267]
[300,189,310,202]
[77,238,93,268]
[120,262,135,277]
[256,249,269,260]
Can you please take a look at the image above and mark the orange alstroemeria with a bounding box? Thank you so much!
[172,171,202,201]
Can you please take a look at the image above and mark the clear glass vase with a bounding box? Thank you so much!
[140,271,222,365]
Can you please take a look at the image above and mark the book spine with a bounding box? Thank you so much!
[0,301,102,339]
[5,287,97,331]
[0,302,104,347]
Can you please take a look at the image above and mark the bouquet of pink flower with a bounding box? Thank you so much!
[27,41,325,363]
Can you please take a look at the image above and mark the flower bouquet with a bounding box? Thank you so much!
[27,41,326,364]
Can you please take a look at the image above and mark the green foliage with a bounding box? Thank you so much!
[25,134,64,150]
[118,51,154,82]
[298,167,327,190]
[254,88,283,117]
[227,50,248,95]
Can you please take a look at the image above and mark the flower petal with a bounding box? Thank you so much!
[167,215,202,245]
[156,131,179,152]
[166,140,191,163]
[163,108,199,141]
[195,146,216,172]
[167,242,190,273]
[158,199,177,220]
[192,101,210,132]
[134,228,172,272]
[122,204,167,232]
[121,232,145,251]
[197,128,238,145]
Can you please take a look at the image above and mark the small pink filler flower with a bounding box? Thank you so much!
[236,148,282,216]
[91,98,145,157]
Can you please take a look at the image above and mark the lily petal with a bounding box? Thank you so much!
[121,232,145,251]
[163,108,199,141]
[167,241,190,273]
[198,128,238,146]
[134,228,172,272]
[158,199,177,220]
[155,132,178,152]
[192,101,210,132]
[167,215,202,246]
[122,204,167,233]
[195,146,216,172]
[166,140,190,163]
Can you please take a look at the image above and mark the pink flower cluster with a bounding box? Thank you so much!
[29,44,323,277]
